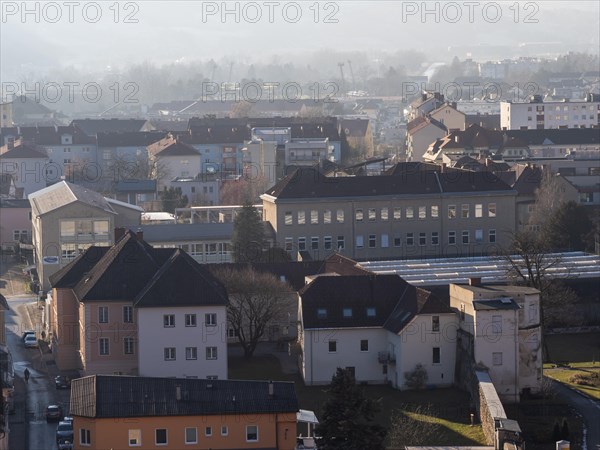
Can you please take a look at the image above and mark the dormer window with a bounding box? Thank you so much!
[343,308,352,318]
[366,307,376,317]
[317,308,327,319]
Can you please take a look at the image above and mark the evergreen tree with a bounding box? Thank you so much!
[315,368,387,450]
[231,201,264,262]
[545,201,594,251]
[159,187,188,214]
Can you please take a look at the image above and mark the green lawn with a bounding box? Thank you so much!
[545,367,600,400]
[229,354,487,447]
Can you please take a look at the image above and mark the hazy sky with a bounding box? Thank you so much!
[1,1,599,80]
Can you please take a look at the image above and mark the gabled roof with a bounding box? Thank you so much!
[28,181,116,216]
[71,119,151,136]
[70,375,298,418]
[406,116,447,135]
[49,246,111,288]
[96,131,167,147]
[512,166,543,195]
[148,137,200,157]
[429,102,466,118]
[72,231,168,301]
[5,125,95,145]
[134,249,228,308]
[0,141,48,158]
[339,118,370,137]
[300,273,452,332]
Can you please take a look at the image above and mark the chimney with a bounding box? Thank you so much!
[441,163,446,173]
[7,138,14,150]
[268,380,274,397]
[136,228,144,241]
[114,227,126,242]
[175,385,181,401]
[469,277,481,286]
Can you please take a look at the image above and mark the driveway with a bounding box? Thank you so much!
[547,377,600,449]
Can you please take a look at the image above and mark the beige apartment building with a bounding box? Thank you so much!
[28,180,142,291]
[261,163,517,261]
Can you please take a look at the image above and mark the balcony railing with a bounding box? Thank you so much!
[378,351,396,364]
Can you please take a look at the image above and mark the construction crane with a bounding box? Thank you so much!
[228,62,234,83]
[347,59,356,91]
[338,62,346,96]
[209,61,217,82]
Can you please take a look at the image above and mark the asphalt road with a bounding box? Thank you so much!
[547,377,600,450]
[7,296,71,450]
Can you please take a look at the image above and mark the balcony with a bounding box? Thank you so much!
[378,351,396,364]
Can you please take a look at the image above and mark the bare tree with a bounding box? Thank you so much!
[528,168,565,231]
[211,267,293,357]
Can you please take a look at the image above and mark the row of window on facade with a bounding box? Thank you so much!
[12,229,28,241]
[95,308,220,328]
[285,229,497,252]
[95,336,218,361]
[325,340,502,367]
[78,425,259,446]
[60,220,110,240]
[284,203,497,225]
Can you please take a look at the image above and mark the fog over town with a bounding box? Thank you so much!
[1,2,600,450]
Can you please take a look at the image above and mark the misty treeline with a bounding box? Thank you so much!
[14,51,598,112]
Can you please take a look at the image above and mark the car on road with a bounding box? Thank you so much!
[21,330,36,342]
[45,404,63,422]
[56,420,74,443]
[55,376,71,389]
[24,334,38,348]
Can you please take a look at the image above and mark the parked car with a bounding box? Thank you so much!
[56,420,74,443]
[55,376,71,389]
[63,416,73,423]
[21,330,36,342]
[45,404,63,422]
[57,437,73,450]
[24,334,38,348]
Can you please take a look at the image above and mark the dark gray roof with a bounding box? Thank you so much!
[116,180,157,193]
[299,273,452,332]
[72,231,166,301]
[0,141,48,158]
[134,249,228,308]
[49,246,111,289]
[264,165,514,200]
[0,198,31,208]
[96,131,166,147]
[505,128,600,146]
[71,119,150,136]
[70,375,298,418]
